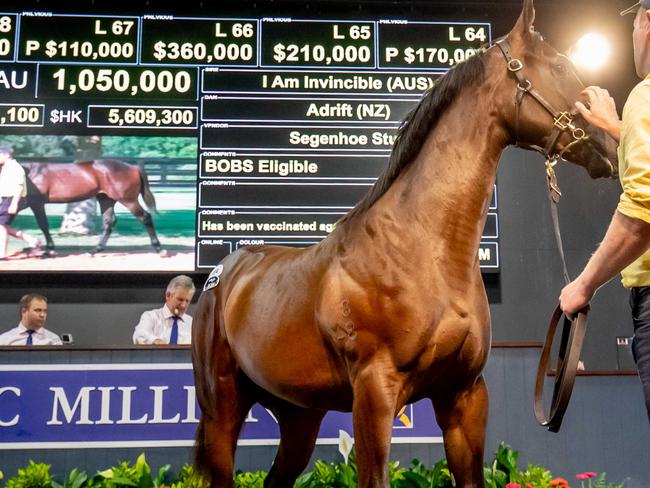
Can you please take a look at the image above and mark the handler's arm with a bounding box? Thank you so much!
[560,211,650,313]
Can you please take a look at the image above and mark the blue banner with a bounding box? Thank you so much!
[0,364,442,448]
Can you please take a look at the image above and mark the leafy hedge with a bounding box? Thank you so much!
[0,444,625,488]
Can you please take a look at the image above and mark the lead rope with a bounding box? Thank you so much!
[534,164,590,432]
[545,158,571,285]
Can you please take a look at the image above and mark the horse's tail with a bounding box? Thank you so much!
[191,286,221,476]
[138,168,158,214]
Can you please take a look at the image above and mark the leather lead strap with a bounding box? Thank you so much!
[548,185,571,284]
[534,305,588,432]
[534,162,588,432]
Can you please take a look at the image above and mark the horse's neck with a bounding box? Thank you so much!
[345,78,509,280]
[405,87,508,223]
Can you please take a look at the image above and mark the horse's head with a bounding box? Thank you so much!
[496,0,617,178]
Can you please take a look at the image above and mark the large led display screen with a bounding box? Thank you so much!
[0,8,499,272]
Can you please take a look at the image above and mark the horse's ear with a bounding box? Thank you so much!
[509,0,536,42]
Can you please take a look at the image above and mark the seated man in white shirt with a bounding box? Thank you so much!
[0,293,62,346]
[133,275,196,345]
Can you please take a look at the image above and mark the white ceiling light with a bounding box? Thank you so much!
[569,33,611,71]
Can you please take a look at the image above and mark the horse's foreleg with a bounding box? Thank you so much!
[352,363,401,488]
[264,404,325,488]
[432,375,488,488]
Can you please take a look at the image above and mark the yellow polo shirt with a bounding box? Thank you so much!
[0,158,26,198]
[617,75,650,287]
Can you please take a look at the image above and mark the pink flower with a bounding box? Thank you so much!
[576,473,589,480]
[584,472,597,478]
[505,484,521,488]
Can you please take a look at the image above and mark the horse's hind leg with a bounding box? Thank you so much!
[431,375,488,488]
[264,404,325,488]
[95,195,116,253]
[122,201,161,252]
[29,201,54,252]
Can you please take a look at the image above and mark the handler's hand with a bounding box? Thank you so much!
[575,86,620,140]
[559,279,594,315]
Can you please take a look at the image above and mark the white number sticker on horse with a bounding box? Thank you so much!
[204,264,224,291]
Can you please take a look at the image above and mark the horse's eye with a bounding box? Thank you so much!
[552,64,569,77]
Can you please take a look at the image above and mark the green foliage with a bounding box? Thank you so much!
[294,452,452,488]
[88,453,169,488]
[0,447,630,488]
[102,136,196,158]
[168,465,209,488]
[0,135,196,159]
[0,135,68,158]
[512,464,553,488]
[52,468,88,488]
[294,446,359,488]
[294,459,358,488]
[484,461,508,488]
[390,459,453,488]
[5,460,55,488]
[495,442,519,482]
[483,442,521,488]
[233,470,267,488]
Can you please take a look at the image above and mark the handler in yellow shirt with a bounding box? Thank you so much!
[0,145,40,260]
[560,0,650,423]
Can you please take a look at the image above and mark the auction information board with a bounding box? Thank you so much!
[0,11,499,271]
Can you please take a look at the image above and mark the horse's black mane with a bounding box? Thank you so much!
[342,50,487,222]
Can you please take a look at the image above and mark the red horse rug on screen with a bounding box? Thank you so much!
[192,1,616,487]
[21,159,161,255]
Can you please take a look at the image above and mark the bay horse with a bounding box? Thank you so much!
[192,1,617,487]
[20,159,161,254]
